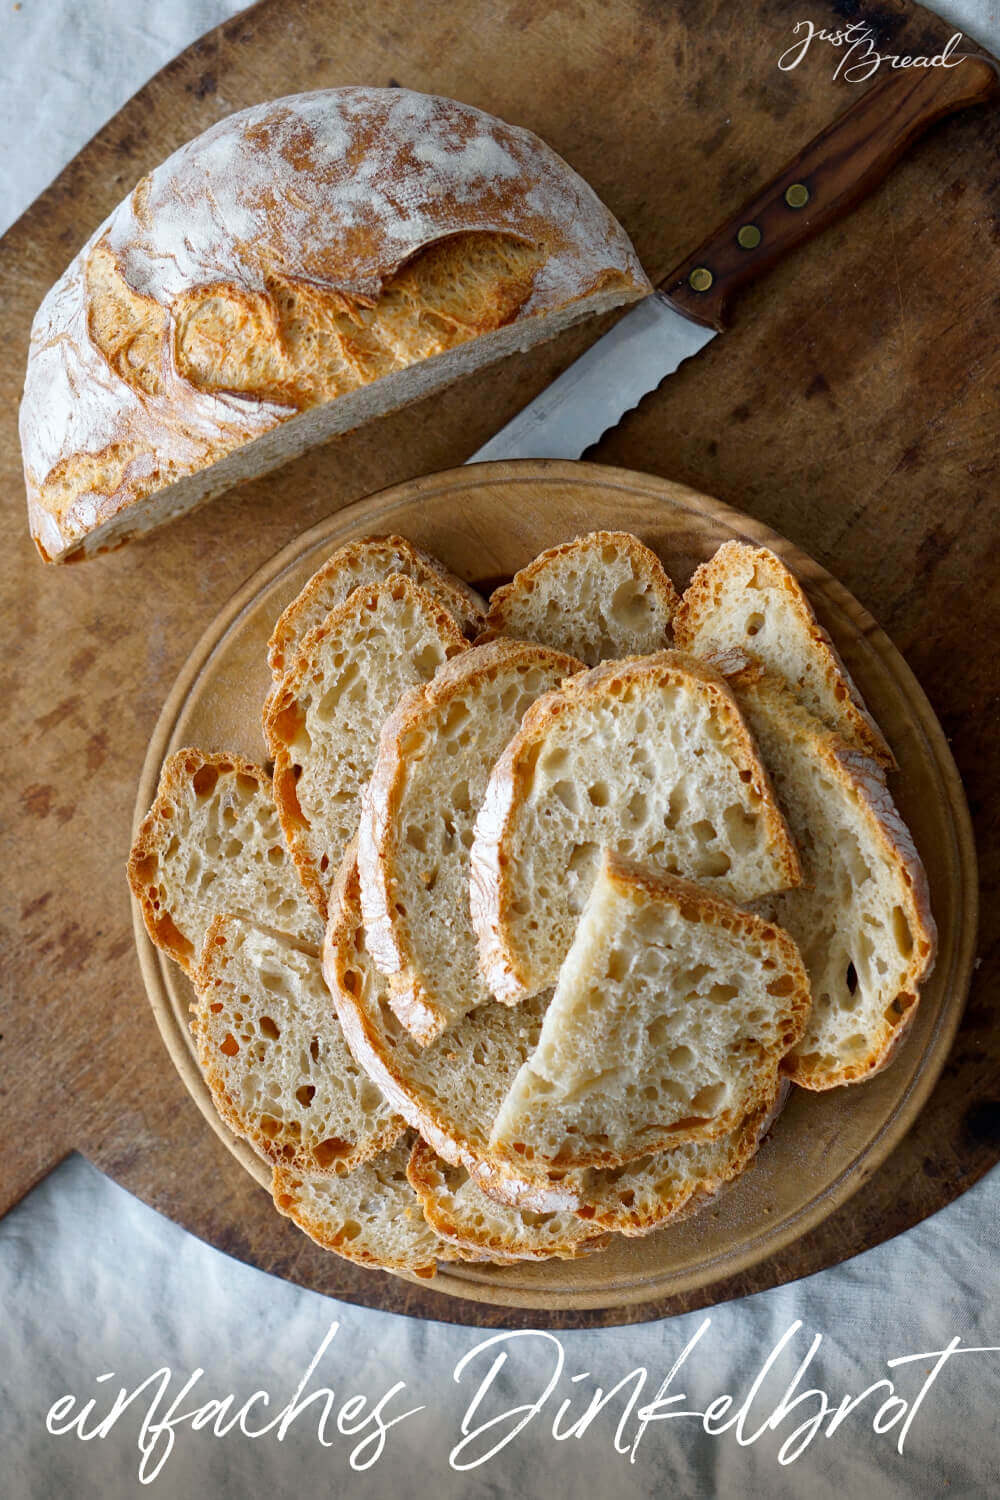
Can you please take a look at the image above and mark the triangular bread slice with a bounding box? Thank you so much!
[359,640,581,1044]
[192,916,403,1176]
[268,534,486,679]
[406,1139,607,1260]
[674,541,893,766]
[470,649,801,1003]
[128,747,322,972]
[718,653,936,1088]
[478,531,678,665]
[326,850,586,1212]
[271,1133,461,1276]
[264,575,467,919]
[488,851,809,1169]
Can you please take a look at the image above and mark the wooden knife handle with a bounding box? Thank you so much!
[660,55,998,330]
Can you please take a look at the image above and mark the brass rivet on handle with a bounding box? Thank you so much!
[688,266,714,292]
[737,224,762,249]
[785,182,810,208]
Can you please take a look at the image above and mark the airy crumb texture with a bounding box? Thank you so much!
[127,747,322,972]
[722,659,936,1089]
[272,1133,454,1276]
[674,541,894,767]
[192,916,403,1176]
[325,851,586,1212]
[479,531,679,665]
[407,1139,605,1259]
[489,852,809,1169]
[359,641,581,1044]
[264,575,467,918]
[575,1103,775,1237]
[268,534,486,678]
[23,87,649,562]
[470,650,801,1002]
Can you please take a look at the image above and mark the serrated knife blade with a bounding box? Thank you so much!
[468,58,996,466]
[469,295,714,463]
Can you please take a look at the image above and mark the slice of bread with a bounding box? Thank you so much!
[268,534,486,679]
[574,1100,777,1237]
[406,1139,607,1260]
[359,641,581,1044]
[489,852,809,1169]
[128,747,322,972]
[470,649,801,1002]
[271,1133,455,1276]
[325,851,586,1212]
[674,541,894,766]
[719,655,936,1088]
[192,916,403,1176]
[264,575,468,919]
[478,531,679,665]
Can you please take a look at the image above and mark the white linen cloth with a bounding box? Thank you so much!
[2,2,998,1496]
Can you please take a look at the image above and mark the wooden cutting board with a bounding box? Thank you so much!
[1,0,998,1328]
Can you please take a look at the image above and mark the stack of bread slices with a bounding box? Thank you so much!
[129,529,936,1277]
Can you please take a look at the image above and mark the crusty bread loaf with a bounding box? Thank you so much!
[268,535,486,679]
[674,542,894,766]
[406,1139,606,1260]
[359,641,581,1043]
[479,531,678,664]
[22,88,650,563]
[489,852,808,1168]
[575,1101,776,1236]
[127,747,322,972]
[272,1133,453,1275]
[325,851,586,1212]
[719,655,936,1088]
[192,915,403,1176]
[470,650,801,1002]
[264,575,467,918]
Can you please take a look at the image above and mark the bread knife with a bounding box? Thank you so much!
[470,56,996,464]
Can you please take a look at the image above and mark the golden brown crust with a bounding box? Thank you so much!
[263,574,468,921]
[357,639,582,1044]
[23,88,650,562]
[126,746,276,974]
[674,541,895,768]
[268,534,487,678]
[469,649,802,1003]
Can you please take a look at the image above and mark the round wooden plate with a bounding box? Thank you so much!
[132,459,976,1314]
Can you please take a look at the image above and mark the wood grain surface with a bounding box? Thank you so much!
[1,0,998,1328]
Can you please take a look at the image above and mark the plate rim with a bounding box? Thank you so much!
[131,458,978,1316]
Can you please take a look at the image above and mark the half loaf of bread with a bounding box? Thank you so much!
[358,640,581,1044]
[489,852,808,1168]
[22,87,650,562]
[264,575,467,918]
[478,531,678,664]
[192,916,403,1176]
[470,650,801,1002]
[127,747,322,972]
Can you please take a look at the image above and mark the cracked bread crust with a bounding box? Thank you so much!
[22,87,649,562]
